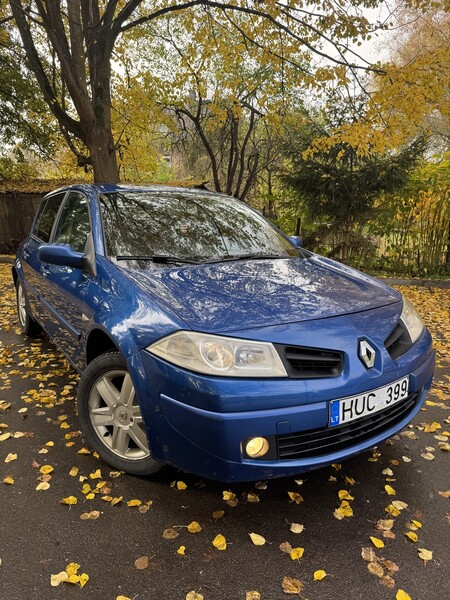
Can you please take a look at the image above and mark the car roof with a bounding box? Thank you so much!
[44,183,230,199]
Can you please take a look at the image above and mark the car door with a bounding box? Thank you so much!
[21,192,67,324]
[38,191,93,363]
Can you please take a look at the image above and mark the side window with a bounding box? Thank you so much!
[53,192,90,253]
[33,193,65,242]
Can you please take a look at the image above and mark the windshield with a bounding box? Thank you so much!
[99,191,299,266]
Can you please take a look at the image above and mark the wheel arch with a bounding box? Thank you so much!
[85,328,119,365]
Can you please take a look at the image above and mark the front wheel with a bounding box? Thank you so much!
[77,352,162,476]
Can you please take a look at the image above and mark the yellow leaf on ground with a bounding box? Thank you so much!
[187,521,202,533]
[249,532,266,546]
[176,481,187,490]
[247,492,260,503]
[186,592,204,600]
[77,447,91,455]
[290,523,304,534]
[89,469,102,479]
[39,464,54,474]
[4,453,17,463]
[385,485,396,496]
[222,491,236,501]
[370,537,385,549]
[116,596,132,600]
[79,573,89,588]
[396,590,412,600]
[69,467,79,477]
[246,592,261,600]
[313,570,327,580]
[60,496,78,506]
[405,532,418,543]
[213,510,225,520]
[287,491,303,504]
[282,576,303,594]
[177,546,186,555]
[409,520,422,530]
[36,482,50,491]
[338,489,354,501]
[127,499,142,507]
[110,496,123,506]
[361,547,378,562]
[290,547,304,560]
[391,501,408,510]
[418,548,433,562]
[50,571,69,587]
[438,490,450,498]
[65,562,80,576]
[3,476,14,485]
[212,534,227,550]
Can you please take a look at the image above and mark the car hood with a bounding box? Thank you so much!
[125,255,400,334]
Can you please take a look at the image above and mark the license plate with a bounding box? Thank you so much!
[329,376,409,427]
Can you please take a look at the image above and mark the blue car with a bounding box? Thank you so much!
[13,185,435,482]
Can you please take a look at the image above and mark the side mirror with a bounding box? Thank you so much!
[288,235,303,248]
[38,243,85,269]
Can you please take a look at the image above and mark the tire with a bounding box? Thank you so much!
[77,352,162,476]
[16,280,41,336]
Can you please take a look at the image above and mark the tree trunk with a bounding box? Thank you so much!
[86,126,120,183]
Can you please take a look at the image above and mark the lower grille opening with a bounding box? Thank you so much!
[277,391,420,460]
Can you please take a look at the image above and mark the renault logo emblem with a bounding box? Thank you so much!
[359,340,376,369]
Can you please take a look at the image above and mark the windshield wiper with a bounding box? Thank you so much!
[116,255,201,265]
[205,253,288,264]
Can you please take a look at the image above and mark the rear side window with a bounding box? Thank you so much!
[32,193,65,242]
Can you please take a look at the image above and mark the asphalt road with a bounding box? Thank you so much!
[0,269,449,600]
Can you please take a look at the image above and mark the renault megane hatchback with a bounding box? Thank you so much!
[13,185,435,481]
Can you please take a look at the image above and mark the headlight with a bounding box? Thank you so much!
[147,331,287,377]
[400,296,424,344]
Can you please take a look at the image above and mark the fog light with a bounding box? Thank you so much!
[245,437,270,458]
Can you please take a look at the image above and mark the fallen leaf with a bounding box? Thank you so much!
[376,519,394,531]
[39,464,54,474]
[134,556,149,570]
[127,499,142,507]
[405,531,418,543]
[391,500,408,510]
[212,510,225,520]
[3,476,14,485]
[60,496,78,506]
[338,489,354,501]
[290,523,304,534]
[89,469,102,479]
[116,596,132,600]
[36,482,50,491]
[186,592,204,600]
[50,571,69,587]
[247,492,260,503]
[367,562,384,577]
[177,546,186,555]
[421,452,435,461]
[212,534,227,550]
[163,529,179,540]
[370,536,385,549]
[80,511,100,520]
[249,532,266,546]
[383,560,399,573]
[187,521,202,533]
[176,481,187,490]
[4,453,17,463]
[279,542,292,554]
[418,548,433,562]
[290,547,304,560]
[408,520,422,531]
[396,591,412,600]
[246,592,261,600]
[287,491,303,504]
[385,485,396,496]
[69,466,79,477]
[361,547,378,562]
[380,575,396,589]
[313,570,327,581]
[282,576,303,594]
[438,491,450,498]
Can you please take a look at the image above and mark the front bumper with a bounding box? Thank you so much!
[129,321,435,482]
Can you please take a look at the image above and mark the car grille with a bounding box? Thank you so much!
[275,345,343,379]
[385,321,413,360]
[277,391,420,460]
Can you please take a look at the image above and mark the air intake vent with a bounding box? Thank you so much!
[277,391,419,459]
[275,345,343,379]
[385,321,413,360]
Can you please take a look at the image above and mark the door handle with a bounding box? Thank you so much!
[41,264,51,277]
